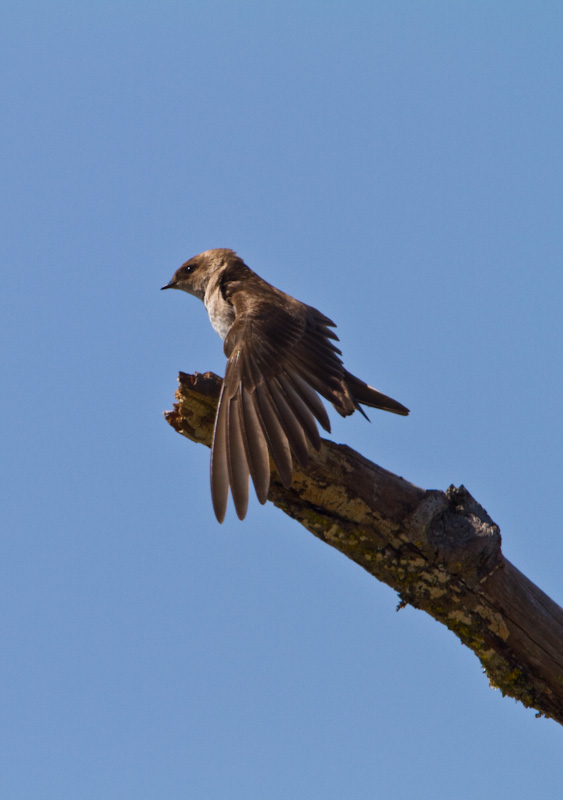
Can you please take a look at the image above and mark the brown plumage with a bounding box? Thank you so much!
[162,249,409,522]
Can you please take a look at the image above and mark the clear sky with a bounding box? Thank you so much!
[2,2,562,798]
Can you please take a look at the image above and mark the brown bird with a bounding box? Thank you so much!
[162,249,409,522]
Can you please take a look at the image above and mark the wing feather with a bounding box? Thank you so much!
[226,392,250,520]
[239,387,270,504]
[210,385,230,523]
[253,383,293,487]
[268,378,310,468]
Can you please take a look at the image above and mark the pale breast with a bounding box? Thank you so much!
[204,283,235,341]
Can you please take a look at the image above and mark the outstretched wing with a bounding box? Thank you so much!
[210,285,347,523]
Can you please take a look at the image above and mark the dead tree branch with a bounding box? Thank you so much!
[164,370,563,725]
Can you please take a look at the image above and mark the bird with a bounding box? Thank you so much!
[162,249,409,523]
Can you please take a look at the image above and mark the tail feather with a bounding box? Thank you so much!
[344,371,409,417]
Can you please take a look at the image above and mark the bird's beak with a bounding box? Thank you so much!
[161,281,176,290]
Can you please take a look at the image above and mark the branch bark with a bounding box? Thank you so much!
[164,370,563,726]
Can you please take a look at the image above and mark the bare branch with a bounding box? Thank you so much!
[164,371,563,725]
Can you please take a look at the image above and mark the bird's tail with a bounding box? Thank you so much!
[344,371,409,417]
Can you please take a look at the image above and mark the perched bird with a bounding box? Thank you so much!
[162,249,409,522]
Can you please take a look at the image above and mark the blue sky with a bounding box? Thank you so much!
[2,2,562,797]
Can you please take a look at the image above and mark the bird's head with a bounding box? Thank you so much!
[161,249,237,300]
